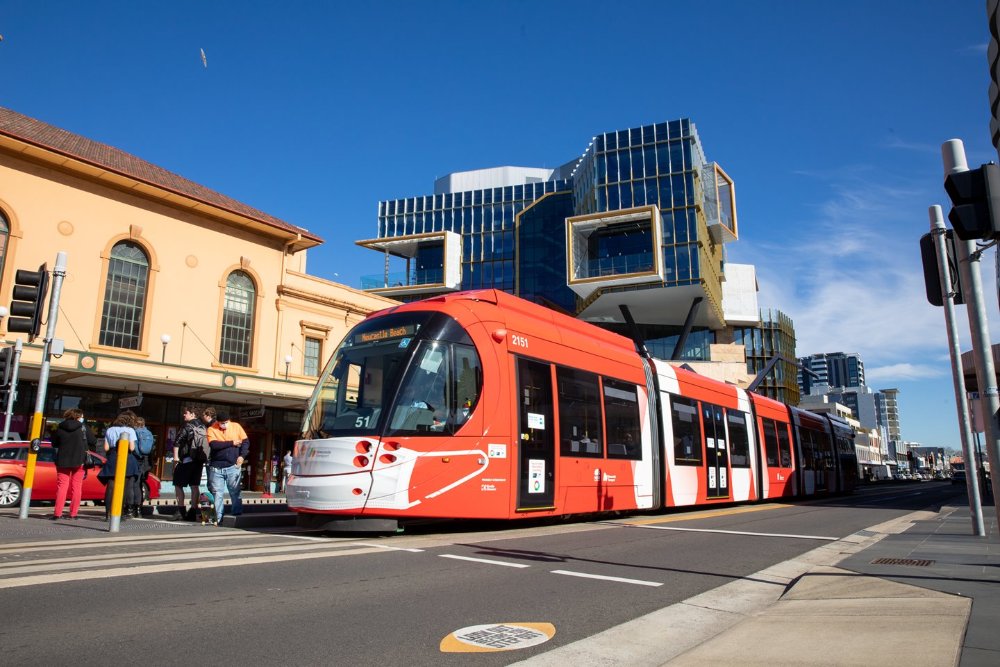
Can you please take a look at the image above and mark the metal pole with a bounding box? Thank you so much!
[943,139,1000,530]
[929,205,985,535]
[2,339,23,441]
[107,436,130,533]
[17,252,67,520]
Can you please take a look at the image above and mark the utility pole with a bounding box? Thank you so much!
[17,252,67,520]
[942,139,1000,531]
[929,205,985,535]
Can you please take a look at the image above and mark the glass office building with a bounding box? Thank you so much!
[358,119,742,360]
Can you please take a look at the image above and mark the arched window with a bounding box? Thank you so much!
[220,270,256,367]
[99,241,149,350]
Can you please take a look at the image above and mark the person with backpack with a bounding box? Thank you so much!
[170,406,208,521]
[131,417,156,518]
[98,411,140,520]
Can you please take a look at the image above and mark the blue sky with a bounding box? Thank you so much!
[1,1,996,449]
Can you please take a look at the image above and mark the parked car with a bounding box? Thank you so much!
[951,470,967,485]
[0,442,161,508]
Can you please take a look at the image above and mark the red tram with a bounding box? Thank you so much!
[287,290,856,531]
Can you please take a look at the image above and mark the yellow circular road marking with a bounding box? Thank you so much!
[440,622,555,652]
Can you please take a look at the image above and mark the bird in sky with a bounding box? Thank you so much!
[200,48,207,68]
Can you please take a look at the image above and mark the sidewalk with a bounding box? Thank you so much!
[670,501,999,666]
[517,500,1000,667]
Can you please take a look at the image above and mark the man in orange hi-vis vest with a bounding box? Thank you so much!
[205,410,249,525]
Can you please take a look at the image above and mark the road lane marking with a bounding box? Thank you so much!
[0,540,377,577]
[358,542,425,552]
[440,554,531,568]
[0,531,268,553]
[626,525,839,540]
[551,570,662,587]
[616,503,789,526]
[0,545,389,589]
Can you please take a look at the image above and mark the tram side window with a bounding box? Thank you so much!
[817,430,834,470]
[557,366,603,457]
[762,418,779,466]
[798,427,817,470]
[728,411,750,467]
[671,396,702,465]
[776,421,792,467]
[603,378,641,460]
[453,344,482,429]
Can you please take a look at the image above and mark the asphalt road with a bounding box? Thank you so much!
[0,482,965,666]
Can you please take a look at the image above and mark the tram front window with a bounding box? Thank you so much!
[302,311,483,439]
[303,315,428,438]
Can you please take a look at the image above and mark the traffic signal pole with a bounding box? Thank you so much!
[2,339,23,441]
[17,252,67,520]
[942,139,1000,531]
[929,205,985,536]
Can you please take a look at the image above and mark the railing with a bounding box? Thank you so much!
[361,268,444,290]
[577,252,654,280]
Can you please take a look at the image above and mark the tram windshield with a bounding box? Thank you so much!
[302,311,482,439]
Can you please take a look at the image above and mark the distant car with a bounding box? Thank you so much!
[951,470,967,485]
[0,442,161,508]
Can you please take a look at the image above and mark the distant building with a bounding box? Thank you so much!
[798,352,865,396]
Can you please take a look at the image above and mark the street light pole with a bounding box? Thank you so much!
[160,333,171,363]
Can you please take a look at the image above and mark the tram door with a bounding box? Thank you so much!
[516,358,555,509]
[702,403,730,499]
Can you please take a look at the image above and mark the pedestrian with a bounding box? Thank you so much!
[206,410,249,524]
[98,411,140,520]
[50,408,96,520]
[282,449,293,492]
[132,417,156,517]
[170,407,208,521]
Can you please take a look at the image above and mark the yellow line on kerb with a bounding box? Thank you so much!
[621,503,791,526]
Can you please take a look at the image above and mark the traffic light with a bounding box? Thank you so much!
[944,163,1000,240]
[0,347,11,408]
[7,263,48,341]
[919,230,964,306]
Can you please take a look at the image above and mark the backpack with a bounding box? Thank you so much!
[136,428,155,456]
[190,422,209,464]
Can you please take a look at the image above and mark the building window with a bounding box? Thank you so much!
[220,270,256,367]
[0,210,9,289]
[304,336,322,377]
[99,241,149,350]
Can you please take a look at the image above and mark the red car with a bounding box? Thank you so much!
[0,442,161,508]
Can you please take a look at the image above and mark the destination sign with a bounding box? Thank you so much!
[356,324,416,344]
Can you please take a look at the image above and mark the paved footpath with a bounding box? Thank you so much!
[516,502,999,667]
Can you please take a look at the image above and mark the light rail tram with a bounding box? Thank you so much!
[287,290,857,531]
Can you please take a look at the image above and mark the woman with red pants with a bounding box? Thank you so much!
[50,408,96,520]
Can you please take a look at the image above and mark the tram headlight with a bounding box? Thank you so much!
[353,455,370,468]
[355,441,372,454]
[379,454,397,464]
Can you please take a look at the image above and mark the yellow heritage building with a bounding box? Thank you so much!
[0,107,396,490]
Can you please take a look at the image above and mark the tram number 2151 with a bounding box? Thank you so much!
[510,334,529,349]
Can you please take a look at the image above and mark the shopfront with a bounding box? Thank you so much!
[13,383,304,493]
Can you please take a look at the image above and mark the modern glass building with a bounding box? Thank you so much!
[732,309,799,404]
[358,119,745,360]
[797,352,866,396]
